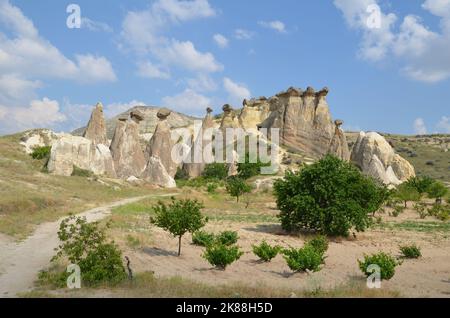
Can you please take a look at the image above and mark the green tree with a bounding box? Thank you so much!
[274,155,387,237]
[225,177,251,202]
[426,181,448,205]
[395,183,421,208]
[237,153,271,180]
[151,198,207,256]
[404,176,434,195]
[202,163,228,180]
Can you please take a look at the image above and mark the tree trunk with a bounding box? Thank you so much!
[236,196,239,203]
[178,235,182,256]
[404,201,407,208]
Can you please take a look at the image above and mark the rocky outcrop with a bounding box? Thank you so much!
[183,107,216,178]
[47,135,116,177]
[328,120,350,161]
[110,111,147,179]
[220,104,240,130]
[239,98,271,131]
[259,87,349,160]
[350,132,415,185]
[145,108,177,178]
[20,129,60,154]
[142,156,176,188]
[83,103,108,145]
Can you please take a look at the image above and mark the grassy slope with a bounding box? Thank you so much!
[0,133,151,239]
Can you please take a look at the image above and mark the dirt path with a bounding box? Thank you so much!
[0,194,176,298]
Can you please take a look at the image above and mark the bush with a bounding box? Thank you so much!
[391,205,405,217]
[202,243,243,270]
[252,241,281,262]
[358,252,399,280]
[216,231,239,246]
[399,244,422,259]
[237,153,271,180]
[414,202,428,219]
[151,198,207,256]
[305,235,329,255]
[428,204,450,221]
[395,183,421,208]
[71,165,93,177]
[226,177,251,203]
[52,216,126,286]
[192,230,215,247]
[206,182,218,194]
[426,181,448,204]
[274,155,387,237]
[175,167,189,180]
[202,163,228,180]
[282,245,325,273]
[31,146,51,160]
[404,176,434,195]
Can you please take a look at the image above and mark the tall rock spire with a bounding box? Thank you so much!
[83,102,108,145]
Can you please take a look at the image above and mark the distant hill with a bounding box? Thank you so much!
[72,106,200,139]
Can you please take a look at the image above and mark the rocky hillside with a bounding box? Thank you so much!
[72,106,199,139]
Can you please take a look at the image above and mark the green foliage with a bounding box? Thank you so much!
[305,235,329,255]
[216,230,239,246]
[206,182,218,194]
[399,244,422,259]
[225,177,251,202]
[395,183,421,207]
[391,205,405,217]
[237,153,271,180]
[404,176,434,195]
[202,163,228,180]
[282,245,325,273]
[151,198,207,256]
[71,165,93,177]
[414,202,428,219]
[358,252,399,280]
[274,155,387,237]
[426,181,448,202]
[252,241,281,262]
[174,167,189,180]
[30,146,51,160]
[52,216,126,286]
[192,230,216,247]
[428,204,450,221]
[202,243,243,270]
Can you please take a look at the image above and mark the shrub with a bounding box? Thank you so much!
[274,155,387,237]
[151,198,207,256]
[31,146,51,160]
[426,181,448,204]
[71,165,93,177]
[305,235,329,255]
[358,252,399,280]
[399,244,422,259]
[428,204,450,221]
[202,163,228,180]
[404,176,434,195]
[226,177,251,202]
[52,216,126,286]
[174,167,189,180]
[206,182,218,194]
[282,245,325,273]
[216,231,239,246]
[395,183,421,208]
[237,153,271,180]
[414,202,428,219]
[203,243,243,270]
[252,241,281,262]
[192,230,215,247]
[391,205,405,217]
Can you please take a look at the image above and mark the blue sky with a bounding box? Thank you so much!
[0,0,449,135]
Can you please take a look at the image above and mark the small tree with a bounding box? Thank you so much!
[225,177,251,202]
[395,183,421,208]
[426,181,448,205]
[404,176,434,195]
[151,198,207,256]
[237,153,271,180]
[202,163,228,180]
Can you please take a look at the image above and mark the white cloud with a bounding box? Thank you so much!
[153,0,216,22]
[213,33,229,48]
[223,77,251,104]
[436,116,450,132]
[258,20,286,33]
[0,74,42,106]
[162,89,211,115]
[187,74,217,92]
[81,17,113,32]
[103,100,146,118]
[234,29,254,40]
[75,54,117,83]
[136,61,171,79]
[414,118,428,134]
[334,0,450,82]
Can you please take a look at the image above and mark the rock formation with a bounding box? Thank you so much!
[83,102,108,145]
[47,135,116,177]
[259,87,349,160]
[220,104,240,130]
[145,108,177,178]
[239,98,270,131]
[142,156,176,188]
[328,120,351,161]
[350,132,415,185]
[20,129,60,154]
[110,111,147,179]
[183,107,216,178]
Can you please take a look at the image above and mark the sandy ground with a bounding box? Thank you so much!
[0,194,177,298]
[124,214,450,298]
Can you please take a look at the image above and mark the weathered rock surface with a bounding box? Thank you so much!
[110,111,147,179]
[351,132,415,185]
[259,87,349,160]
[145,108,177,178]
[239,98,271,131]
[83,103,108,145]
[47,135,116,177]
[142,156,176,188]
[220,104,240,130]
[328,120,351,161]
[20,129,60,154]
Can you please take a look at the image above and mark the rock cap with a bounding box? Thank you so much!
[157,108,171,119]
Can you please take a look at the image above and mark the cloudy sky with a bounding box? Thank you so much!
[0,0,449,135]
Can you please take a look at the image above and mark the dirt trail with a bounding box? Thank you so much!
[0,194,175,297]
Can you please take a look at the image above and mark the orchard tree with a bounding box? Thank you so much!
[395,183,421,208]
[404,176,434,195]
[151,198,207,256]
[226,177,251,202]
[274,155,388,237]
[426,181,448,205]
